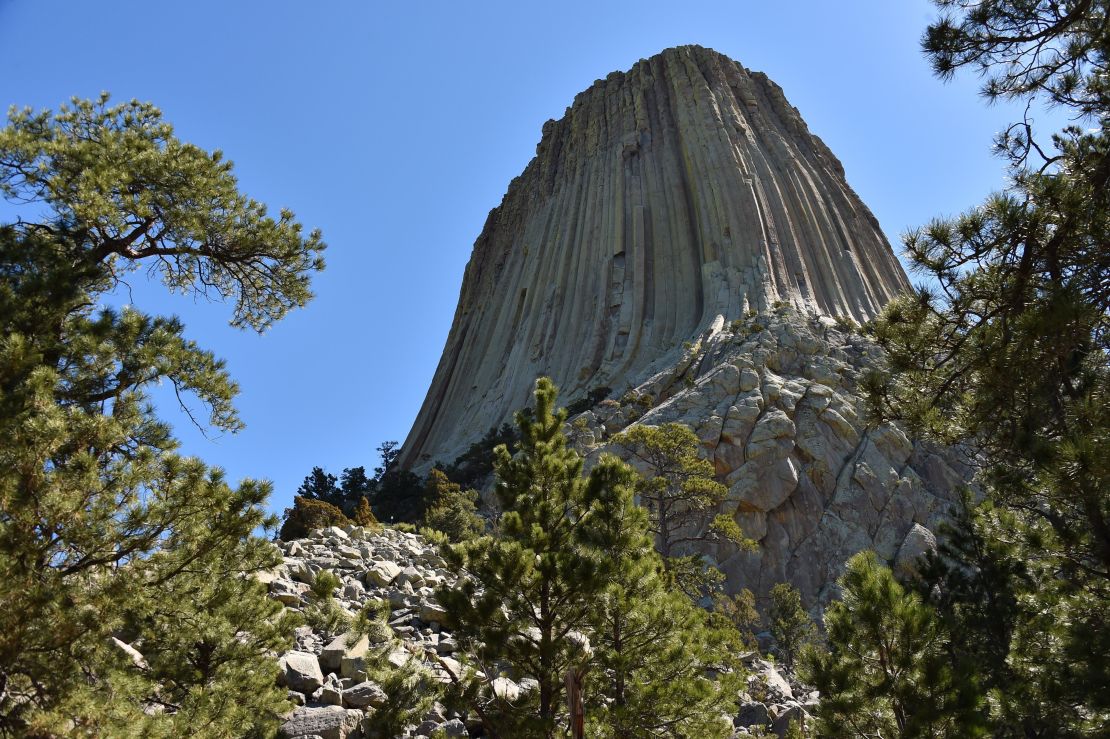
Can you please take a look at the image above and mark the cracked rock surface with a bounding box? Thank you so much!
[572,307,969,611]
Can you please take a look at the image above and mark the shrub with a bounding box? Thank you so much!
[422,470,485,543]
[352,496,381,529]
[279,495,349,540]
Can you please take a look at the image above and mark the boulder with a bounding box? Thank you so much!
[735,701,771,728]
[442,718,468,736]
[772,704,811,738]
[366,561,402,587]
[419,601,449,625]
[320,633,370,673]
[343,680,388,709]
[894,523,937,579]
[491,677,520,702]
[277,705,362,739]
[271,579,309,605]
[278,651,324,694]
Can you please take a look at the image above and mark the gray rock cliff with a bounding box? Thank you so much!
[399,45,910,472]
[568,307,969,611]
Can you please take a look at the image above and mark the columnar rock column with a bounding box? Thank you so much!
[400,45,910,472]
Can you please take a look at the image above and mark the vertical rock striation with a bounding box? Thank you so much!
[399,44,910,473]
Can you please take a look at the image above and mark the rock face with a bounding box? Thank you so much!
[567,307,970,610]
[399,44,910,472]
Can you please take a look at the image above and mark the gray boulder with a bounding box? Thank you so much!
[278,705,362,739]
[894,523,938,579]
[735,701,770,728]
[320,632,369,673]
[366,561,402,587]
[278,651,324,694]
[343,680,388,709]
[772,704,811,738]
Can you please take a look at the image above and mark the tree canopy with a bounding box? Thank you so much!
[0,95,321,735]
[439,378,740,738]
[853,0,1110,733]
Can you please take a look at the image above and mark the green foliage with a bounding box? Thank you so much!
[862,1,1110,732]
[295,465,373,512]
[361,648,441,738]
[832,314,858,333]
[310,570,341,600]
[584,473,742,738]
[713,588,762,650]
[768,583,814,669]
[302,570,349,637]
[800,552,987,738]
[914,494,1109,735]
[0,94,324,331]
[439,378,614,736]
[422,469,485,542]
[352,495,381,528]
[296,466,342,507]
[296,446,425,526]
[349,599,393,646]
[440,379,741,737]
[0,96,321,735]
[612,423,751,596]
[923,0,1109,116]
[279,495,349,541]
[339,465,373,501]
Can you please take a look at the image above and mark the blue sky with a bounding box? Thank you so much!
[0,1,1057,518]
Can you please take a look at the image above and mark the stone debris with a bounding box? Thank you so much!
[268,524,813,737]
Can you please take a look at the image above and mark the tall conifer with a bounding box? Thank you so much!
[0,95,322,735]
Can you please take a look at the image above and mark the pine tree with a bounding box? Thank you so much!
[581,457,742,738]
[713,588,762,651]
[296,466,343,507]
[800,551,987,738]
[768,583,814,670]
[0,95,323,734]
[440,379,743,737]
[339,466,373,504]
[370,440,426,523]
[612,423,753,596]
[422,469,485,542]
[438,378,616,737]
[865,1,1110,731]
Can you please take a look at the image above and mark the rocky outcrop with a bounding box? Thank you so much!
[399,44,910,472]
[570,306,971,611]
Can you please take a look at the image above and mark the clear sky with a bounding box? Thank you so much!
[0,1,1057,518]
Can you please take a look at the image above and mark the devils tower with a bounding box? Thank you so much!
[400,45,910,472]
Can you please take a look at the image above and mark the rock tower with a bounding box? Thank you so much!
[400,45,910,472]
